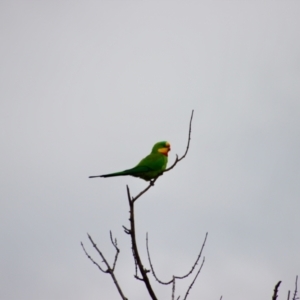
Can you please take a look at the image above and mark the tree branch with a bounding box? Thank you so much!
[146,232,207,299]
[293,275,299,300]
[183,257,205,300]
[272,281,282,300]
[81,241,106,273]
[165,109,194,172]
[146,232,207,284]
[81,233,127,300]
[109,231,120,272]
[125,185,158,300]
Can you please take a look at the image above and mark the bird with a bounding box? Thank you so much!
[89,141,171,181]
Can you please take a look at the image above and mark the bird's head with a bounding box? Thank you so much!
[152,141,171,156]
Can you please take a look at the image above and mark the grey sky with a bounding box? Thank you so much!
[1,1,300,299]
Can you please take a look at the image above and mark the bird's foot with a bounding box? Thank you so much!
[150,180,155,186]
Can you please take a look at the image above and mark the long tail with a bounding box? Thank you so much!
[89,170,129,178]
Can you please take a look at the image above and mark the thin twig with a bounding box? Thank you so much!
[132,179,157,203]
[183,257,205,300]
[220,296,223,300]
[81,242,106,273]
[81,233,128,300]
[146,232,172,285]
[174,232,207,280]
[293,275,299,300]
[109,231,120,272]
[172,276,176,300]
[272,281,282,300]
[146,232,208,285]
[87,233,112,270]
[165,109,194,172]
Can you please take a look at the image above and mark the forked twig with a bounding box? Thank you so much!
[81,233,127,300]
[131,180,156,203]
[109,231,120,272]
[146,232,207,284]
[146,232,207,299]
[81,241,106,273]
[183,257,205,300]
[293,275,299,300]
[286,276,299,300]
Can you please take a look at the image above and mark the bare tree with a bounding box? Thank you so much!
[81,110,207,299]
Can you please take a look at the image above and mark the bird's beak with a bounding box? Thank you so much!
[166,142,171,152]
[158,142,171,155]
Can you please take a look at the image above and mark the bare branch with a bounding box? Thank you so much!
[132,179,157,203]
[87,233,111,269]
[134,253,139,278]
[146,231,207,299]
[272,281,282,300]
[174,232,207,280]
[109,231,120,272]
[293,275,299,300]
[165,109,194,172]
[126,184,132,203]
[220,296,223,300]
[81,233,128,300]
[172,277,176,300]
[122,225,131,235]
[81,241,106,273]
[146,232,173,285]
[183,257,205,300]
[126,185,158,300]
[146,232,208,285]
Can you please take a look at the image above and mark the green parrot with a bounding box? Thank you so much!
[89,141,171,181]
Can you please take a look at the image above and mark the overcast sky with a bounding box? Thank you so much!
[1,1,300,300]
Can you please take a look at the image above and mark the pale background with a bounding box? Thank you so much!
[1,1,299,299]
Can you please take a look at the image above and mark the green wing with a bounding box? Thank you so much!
[98,153,167,181]
[89,141,170,181]
[136,152,167,170]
